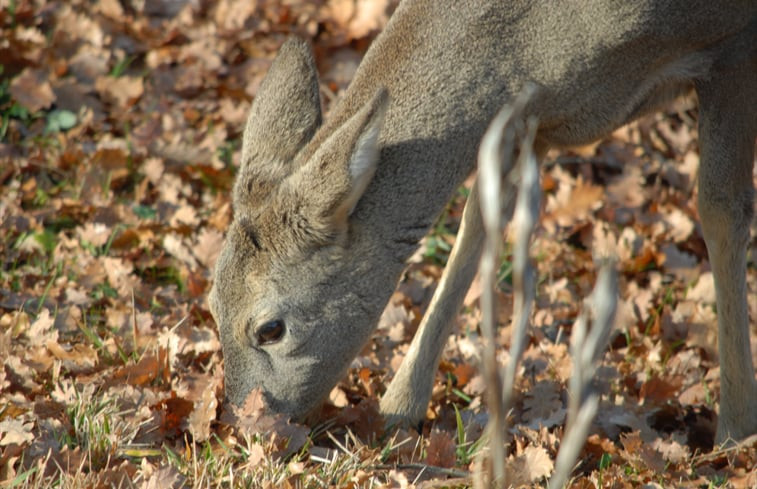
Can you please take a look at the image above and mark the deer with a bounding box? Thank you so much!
[209,0,757,444]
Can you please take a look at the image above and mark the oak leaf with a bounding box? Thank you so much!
[505,445,554,486]
[9,68,55,113]
[0,419,34,446]
[95,75,144,108]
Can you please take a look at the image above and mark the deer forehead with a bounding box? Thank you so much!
[213,219,347,313]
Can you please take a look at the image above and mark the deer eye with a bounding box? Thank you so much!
[255,320,285,345]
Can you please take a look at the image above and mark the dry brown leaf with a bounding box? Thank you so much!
[619,430,667,473]
[142,464,186,489]
[163,233,198,268]
[659,243,698,277]
[92,145,129,169]
[546,178,604,227]
[652,438,690,464]
[193,228,224,269]
[388,469,411,489]
[606,166,646,208]
[583,433,618,459]
[506,445,554,486]
[0,419,35,446]
[218,97,250,125]
[452,363,476,388]
[77,222,111,247]
[213,0,256,32]
[95,75,144,108]
[98,0,124,19]
[103,256,137,295]
[176,326,221,357]
[170,204,199,227]
[46,445,87,476]
[678,383,707,405]
[345,0,391,40]
[180,40,224,72]
[328,385,350,408]
[639,376,683,404]
[425,430,457,468]
[220,389,309,458]
[336,399,385,440]
[46,341,98,372]
[108,352,166,387]
[9,68,55,112]
[566,140,601,157]
[247,443,267,467]
[187,376,219,442]
[662,207,694,243]
[377,301,414,336]
[687,272,715,304]
[729,468,757,489]
[27,309,57,347]
[544,342,572,381]
[522,380,565,429]
[142,157,166,185]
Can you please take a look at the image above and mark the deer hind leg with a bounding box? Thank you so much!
[695,55,757,444]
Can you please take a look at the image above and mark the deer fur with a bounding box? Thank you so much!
[209,0,757,443]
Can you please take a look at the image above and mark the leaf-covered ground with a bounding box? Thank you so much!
[1,1,756,487]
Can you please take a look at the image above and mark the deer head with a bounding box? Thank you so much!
[209,38,389,418]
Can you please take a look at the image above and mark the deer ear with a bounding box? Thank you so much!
[233,38,322,212]
[239,37,322,177]
[288,88,388,234]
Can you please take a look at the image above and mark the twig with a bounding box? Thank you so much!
[417,477,471,488]
[549,262,618,489]
[372,463,471,479]
[131,287,138,350]
[692,433,757,463]
[502,116,540,411]
[476,84,537,488]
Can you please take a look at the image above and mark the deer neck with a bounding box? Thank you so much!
[315,3,525,269]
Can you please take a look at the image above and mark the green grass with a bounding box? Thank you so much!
[59,387,129,470]
[453,405,484,466]
[109,55,137,78]
[138,264,186,293]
